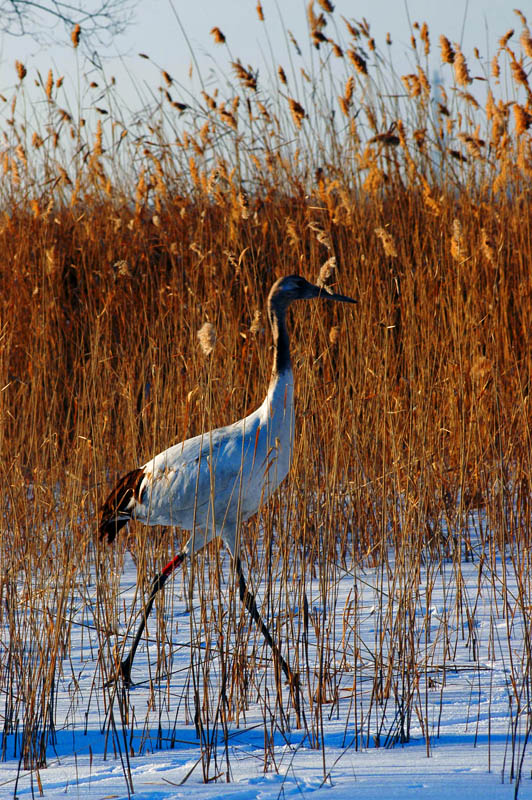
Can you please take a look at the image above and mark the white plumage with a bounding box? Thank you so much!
[135,371,293,550]
[100,274,355,691]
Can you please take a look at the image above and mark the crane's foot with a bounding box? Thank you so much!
[103,655,134,689]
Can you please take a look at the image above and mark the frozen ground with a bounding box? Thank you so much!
[1,524,530,800]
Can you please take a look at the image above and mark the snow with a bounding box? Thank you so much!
[1,730,519,800]
[1,514,530,799]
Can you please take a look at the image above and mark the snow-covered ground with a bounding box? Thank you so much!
[1,517,530,800]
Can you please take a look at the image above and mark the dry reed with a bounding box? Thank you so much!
[0,5,531,795]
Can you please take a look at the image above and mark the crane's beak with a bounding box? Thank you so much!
[316,285,357,304]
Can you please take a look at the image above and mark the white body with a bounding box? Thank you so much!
[133,369,294,555]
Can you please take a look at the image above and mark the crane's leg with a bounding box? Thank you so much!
[118,548,303,724]
[234,556,301,720]
[119,551,185,686]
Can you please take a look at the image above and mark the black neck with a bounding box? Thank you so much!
[268,297,291,378]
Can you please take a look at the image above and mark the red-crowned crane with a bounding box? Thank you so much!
[99,275,355,705]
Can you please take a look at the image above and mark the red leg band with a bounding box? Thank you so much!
[162,551,185,578]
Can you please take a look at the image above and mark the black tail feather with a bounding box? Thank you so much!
[99,467,145,543]
[99,516,129,544]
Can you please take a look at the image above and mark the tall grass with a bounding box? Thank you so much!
[0,3,531,794]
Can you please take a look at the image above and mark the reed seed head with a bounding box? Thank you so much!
[239,190,250,219]
[318,256,337,286]
[250,309,262,335]
[454,47,472,86]
[509,57,528,89]
[15,61,27,80]
[514,103,532,135]
[210,27,226,44]
[113,260,131,279]
[219,104,237,130]
[451,218,466,261]
[344,76,354,105]
[499,29,514,48]
[402,74,421,98]
[413,128,426,148]
[420,22,430,55]
[198,322,216,356]
[480,229,496,264]
[375,226,398,257]
[45,69,53,99]
[288,98,306,128]
[329,325,340,346]
[347,49,368,75]
[71,24,81,48]
[439,36,455,64]
[417,66,430,93]
[15,143,27,167]
[458,132,484,159]
[338,96,350,116]
[520,28,532,58]
[309,221,332,251]
[232,61,257,91]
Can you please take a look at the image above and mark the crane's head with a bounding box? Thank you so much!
[269,274,356,308]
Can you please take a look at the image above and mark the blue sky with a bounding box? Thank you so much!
[0,1,522,121]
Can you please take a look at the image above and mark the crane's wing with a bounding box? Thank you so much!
[140,415,266,528]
